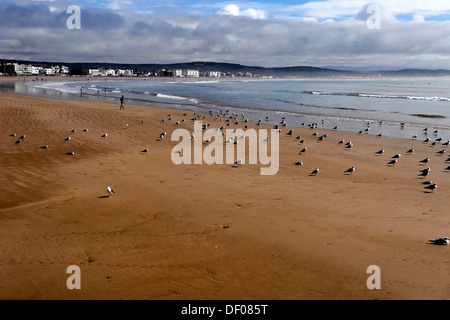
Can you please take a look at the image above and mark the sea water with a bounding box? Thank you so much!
[4,78,450,140]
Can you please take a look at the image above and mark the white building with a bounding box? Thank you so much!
[7,63,32,76]
[89,68,103,76]
[31,66,42,75]
[105,69,116,77]
[173,69,183,77]
[117,69,134,77]
[206,71,221,78]
[183,69,200,78]
[45,68,55,75]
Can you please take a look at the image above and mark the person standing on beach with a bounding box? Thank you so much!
[120,95,125,110]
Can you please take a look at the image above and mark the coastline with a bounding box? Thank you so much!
[3,78,450,143]
[1,91,450,300]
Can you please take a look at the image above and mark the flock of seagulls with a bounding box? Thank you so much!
[8,107,449,245]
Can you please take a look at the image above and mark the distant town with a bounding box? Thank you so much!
[0,61,257,79]
[2,59,450,79]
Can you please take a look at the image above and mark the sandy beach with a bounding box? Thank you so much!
[1,90,449,300]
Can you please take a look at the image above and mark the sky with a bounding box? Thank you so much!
[1,0,450,68]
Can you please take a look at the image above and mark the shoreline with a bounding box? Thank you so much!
[4,74,450,83]
[2,79,450,143]
[1,91,450,300]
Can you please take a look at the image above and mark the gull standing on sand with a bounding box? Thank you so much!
[345,167,355,174]
[428,237,449,245]
[310,168,319,175]
[387,158,398,165]
[418,168,431,177]
[375,149,384,155]
[406,148,414,154]
[101,133,108,138]
[424,183,437,192]
[420,158,430,164]
[107,186,115,196]
[293,161,303,166]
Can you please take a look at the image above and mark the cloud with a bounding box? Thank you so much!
[217,4,267,19]
[1,0,450,69]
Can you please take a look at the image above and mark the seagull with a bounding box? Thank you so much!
[295,135,302,140]
[125,124,129,129]
[424,183,437,192]
[293,161,303,166]
[18,135,26,140]
[107,186,115,196]
[445,166,450,171]
[419,167,431,174]
[141,148,149,153]
[14,139,21,144]
[436,150,446,155]
[10,133,16,137]
[387,158,398,165]
[338,139,345,145]
[412,134,418,139]
[101,133,108,138]
[406,148,414,154]
[64,136,71,141]
[418,168,431,177]
[423,137,430,143]
[345,142,353,149]
[299,147,307,154]
[375,149,384,155]
[234,159,243,165]
[392,154,401,159]
[66,151,75,156]
[41,145,49,149]
[428,237,449,245]
[83,129,89,132]
[70,129,76,133]
[419,158,430,164]
[310,168,319,175]
[344,166,355,174]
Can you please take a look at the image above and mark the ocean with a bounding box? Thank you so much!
[3,78,450,140]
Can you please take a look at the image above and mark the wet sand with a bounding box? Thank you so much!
[0,91,449,300]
